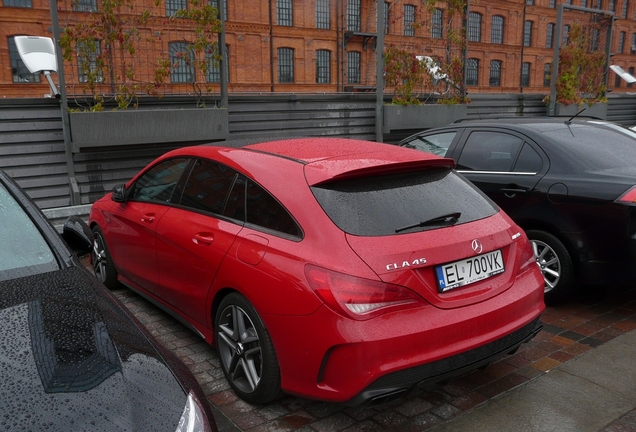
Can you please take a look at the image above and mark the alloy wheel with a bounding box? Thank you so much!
[92,233,108,284]
[217,304,263,394]
[532,239,561,293]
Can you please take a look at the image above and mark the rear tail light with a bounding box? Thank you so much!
[305,265,425,320]
[616,186,636,204]
[517,231,537,271]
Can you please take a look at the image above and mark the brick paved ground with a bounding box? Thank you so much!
[111,284,636,432]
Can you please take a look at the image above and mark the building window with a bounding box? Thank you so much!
[347,51,361,84]
[77,40,103,83]
[521,62,531,87]
[594,0,602,9]
[617,31,626,53]
[431,8,443,39]
[523,21,533,47]
[466,58,479,86]
[206,44,229,83]
[563,24,570,45]
[166,0,186,16]
[316,50,331,83]
[3,0,32,7]
[316,0,330,29]
[581,0,588,6]
[277,0,293,26]
[591,28,600,51]
[384,2,390,34]
[622,0,629,18]
[608,0,616,11]
[489,60,502,86]
[73,0,98,12]
[491,16,504,44]
[564,0,572,4]
[631,33,636,53]
[629,67,635,87]
[9,37,41,83]
[404,4,416,36]
[347,0,361,31]
[169,42,194,83]
[546,23,555,48]
[468,12,482,42]
[615,69,622,87]
[210,0,228,21]
[526,0,534,5]
[549,0,556,8]
[278,47,294,83]
[543,63,551,87]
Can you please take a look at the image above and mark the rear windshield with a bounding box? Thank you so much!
[542,122,636,172]
[311,168,498,236]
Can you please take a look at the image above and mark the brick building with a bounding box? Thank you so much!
[1,0,635,99]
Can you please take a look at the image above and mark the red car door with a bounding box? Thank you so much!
[153,159,245,326]
[154,209,242,326]
[106,158,191,293]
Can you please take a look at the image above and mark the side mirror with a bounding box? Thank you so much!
[111,183,127,203]
[62,216,93,256]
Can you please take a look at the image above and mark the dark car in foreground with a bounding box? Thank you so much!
[400,117,636,303]
[89,138,544,406]
[0,170,216,431]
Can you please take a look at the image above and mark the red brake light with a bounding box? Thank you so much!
[617,186,636,204]
[305,265,425,320]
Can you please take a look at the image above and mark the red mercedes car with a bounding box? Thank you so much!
[89,138,544,406]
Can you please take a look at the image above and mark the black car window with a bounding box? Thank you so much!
[244,178,302,238]
[513,143,543,173]
[0,184,59,281]
[130,158,189,203]
[311,168,498,236]
[457,131,523,172]
[404,132,456,156]
[179,158,238,214]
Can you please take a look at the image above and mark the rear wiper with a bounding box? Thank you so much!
[395,212,462,233]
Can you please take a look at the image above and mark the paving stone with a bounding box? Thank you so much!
[309,413,355,432]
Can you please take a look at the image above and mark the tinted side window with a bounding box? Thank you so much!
[404,131,456,156]
[457,131,523,172]
[130,158,189,203]
[513,143,543,173]
[245,179,301,237]
[179,158,238,214]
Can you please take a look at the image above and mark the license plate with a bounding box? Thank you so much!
[435,249,505,292]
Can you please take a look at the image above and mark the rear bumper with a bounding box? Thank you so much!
[345,317,542,406]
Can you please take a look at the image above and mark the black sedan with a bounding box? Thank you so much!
[400,117,636,303]
[0,170,216,431]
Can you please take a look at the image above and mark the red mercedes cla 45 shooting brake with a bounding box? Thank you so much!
[89,138,544,406]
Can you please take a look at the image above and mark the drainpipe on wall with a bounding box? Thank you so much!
[520,1,527,93]
[375,0,384,143]
[269,0,275,92]
[218,0,228,107]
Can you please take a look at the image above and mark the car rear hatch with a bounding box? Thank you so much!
[310,164,528,309]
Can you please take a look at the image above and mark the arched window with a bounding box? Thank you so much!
[278,48,294,83]
[468,12,482,42]
[466,58,479,86]
[489,60,502,86]
[491,16,504,44]
[316,50,331,84]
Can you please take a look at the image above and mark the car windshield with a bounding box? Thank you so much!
[0,184,58,281]
[311,168,498,236]
[542,122,636,172]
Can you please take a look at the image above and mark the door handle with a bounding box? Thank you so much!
[140,214,155,223]
[193,233,214,245]
[501,187,527,198]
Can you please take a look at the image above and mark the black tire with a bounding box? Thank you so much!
[526,230,574,305]
[91,226,120,289]
[215,292,283,404]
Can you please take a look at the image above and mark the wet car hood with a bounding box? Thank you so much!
[0,266,186,431]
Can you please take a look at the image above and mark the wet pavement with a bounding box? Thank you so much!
[110,283,636,431]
